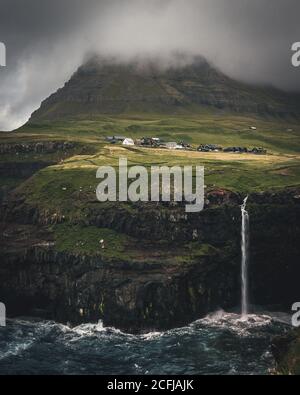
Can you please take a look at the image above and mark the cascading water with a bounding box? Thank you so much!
[241,196,250,317]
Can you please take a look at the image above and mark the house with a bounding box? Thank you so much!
[165,142,178,150]
[197,144,222,152]
[223,146,248,153]
[251,147,267,155]
[108,135,127,144]
[141,137,160,147]
[152,138,161,143]
[123,138,135,146]
[177,141,191,149]
[114,136,126,142]
[141,137,152,146]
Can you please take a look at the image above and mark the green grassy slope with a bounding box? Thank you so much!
[1,112,300,271]
[0,112,298,213]
[11,112,300,154]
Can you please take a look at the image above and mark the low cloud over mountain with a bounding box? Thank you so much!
[0,0,299,130]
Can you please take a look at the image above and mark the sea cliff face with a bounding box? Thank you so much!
[272,328,300,375]
[0,244,238,333]
[1,186,299,333]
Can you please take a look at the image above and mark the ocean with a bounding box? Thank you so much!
[0,310,290,375]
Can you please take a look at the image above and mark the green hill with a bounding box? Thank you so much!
[2,55,300,198]
[29,56,300,122]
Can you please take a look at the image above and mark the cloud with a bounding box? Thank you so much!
[0,0,299,130]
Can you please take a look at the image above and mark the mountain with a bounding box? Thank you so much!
[29,56,300,122]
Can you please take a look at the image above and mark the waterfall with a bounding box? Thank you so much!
[241,196,250,317]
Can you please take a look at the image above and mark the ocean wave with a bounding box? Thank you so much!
[0,311,289,375]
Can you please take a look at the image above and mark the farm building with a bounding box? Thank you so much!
[165,142,178,150]
[123,138,135,146]
[114,136,126,142]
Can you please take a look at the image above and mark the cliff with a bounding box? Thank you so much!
[1,186,300,333]
[272,329,300,375]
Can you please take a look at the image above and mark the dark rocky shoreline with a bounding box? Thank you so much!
[1,186,300,333]
[272,328,300,374]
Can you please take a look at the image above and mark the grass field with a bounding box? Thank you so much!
[1,113,300,211]
[1,113,300,260]
[2,112,300,153]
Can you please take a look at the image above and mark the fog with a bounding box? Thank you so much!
[0,0,299,130]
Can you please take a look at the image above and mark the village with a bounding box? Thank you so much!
[105,127,267,155]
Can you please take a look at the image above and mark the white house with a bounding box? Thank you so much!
[123,138,135,146]
[165,142,178,150]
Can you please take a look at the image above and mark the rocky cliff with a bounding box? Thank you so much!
[1,186,300,333]
[272,328,300,374]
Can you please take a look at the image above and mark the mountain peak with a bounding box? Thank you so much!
[29,55,300,122]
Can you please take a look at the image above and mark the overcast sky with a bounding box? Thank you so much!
[0,0,299,131]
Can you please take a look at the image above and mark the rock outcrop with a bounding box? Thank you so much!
[272,329,300,375]
[0,141,76,154]
[1,187,300,333]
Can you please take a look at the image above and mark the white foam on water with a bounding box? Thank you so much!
[0,340,35,360]
[141,331,163,340]
[195,311,276,337]
[0,312,289,375]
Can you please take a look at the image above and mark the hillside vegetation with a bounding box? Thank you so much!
[29,56,300,122]
[0,112,299,214]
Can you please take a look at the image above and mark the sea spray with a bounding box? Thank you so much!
[0,315,283,375]
[241,196,250,317]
